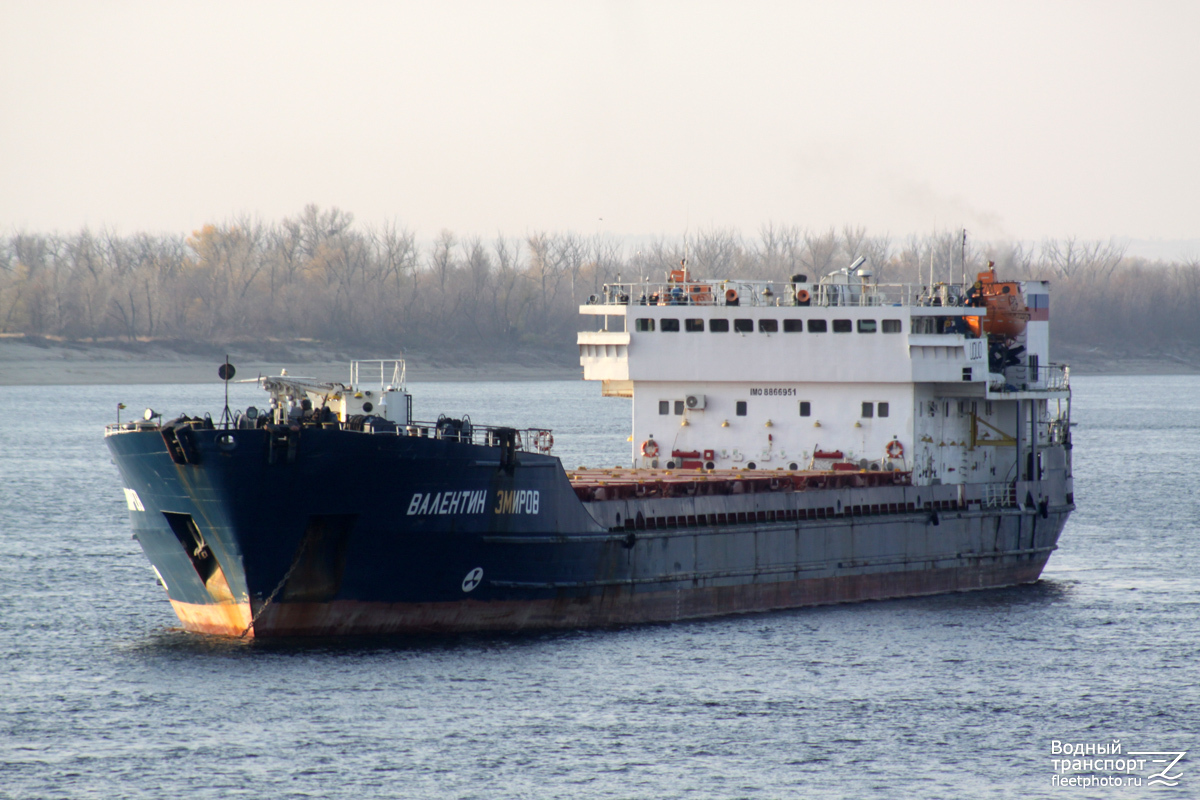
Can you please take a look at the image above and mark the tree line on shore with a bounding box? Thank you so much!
[2,205,1196,360]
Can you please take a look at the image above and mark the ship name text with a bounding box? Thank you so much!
[407,490,488,516]
[405,489,541,516]
[494,489,540,515]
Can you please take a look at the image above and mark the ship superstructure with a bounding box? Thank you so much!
[579,263,1070,497]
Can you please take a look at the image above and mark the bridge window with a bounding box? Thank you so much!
[911,317,937,334]
[783,320,803,333]
[861,402,874,418]
[833,319,852,333]
[709,319,729,332]
[674,400,684,415]
[799,401,811,416]
[734,319,753,333]
[882,319,902,333]
[807,319,827,333]
[661,319,680,332]
[659,401,669,415]
[635,318,655,332]
[758,319,778,333]
[857,319,877,333]
[736,401,747,416]
[685,318,704,332]
[878,402,889,417]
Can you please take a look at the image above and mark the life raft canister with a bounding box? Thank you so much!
[641,439,660,458]
[886,439,904,459]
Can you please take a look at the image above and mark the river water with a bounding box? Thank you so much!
[1,375,1196,799]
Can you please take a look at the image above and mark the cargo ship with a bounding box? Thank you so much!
[106,263,1073,637]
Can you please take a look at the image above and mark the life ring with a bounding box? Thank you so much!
[536,431,554,453]
[641,439,659,458]
[886,439,904,459]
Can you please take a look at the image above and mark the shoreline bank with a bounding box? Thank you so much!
[0,338,579,386]
[1,337,1197,386]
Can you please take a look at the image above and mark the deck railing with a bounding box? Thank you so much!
[988,363,1070,393]
[350,359,405,391]
[105,415,554,453]
[589,280,982,309]
[979,482,1017,508]
[403,419,553,453]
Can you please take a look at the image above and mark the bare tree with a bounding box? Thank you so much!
[4,212,1197,367]
[1041,237,1127,282]
[754,222,802,281]
[841,225,868,267]
[800,227,838,277]
[859,234,892,282]
[688,228,744,277]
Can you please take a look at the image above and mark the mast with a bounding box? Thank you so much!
[961,228,968,288]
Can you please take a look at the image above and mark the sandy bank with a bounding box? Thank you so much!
[2,336,1197,386]
[0,338,580,386]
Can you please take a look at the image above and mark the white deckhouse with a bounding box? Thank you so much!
[580,263,1070,489]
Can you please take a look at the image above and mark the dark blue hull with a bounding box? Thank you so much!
[107,425,1072,637]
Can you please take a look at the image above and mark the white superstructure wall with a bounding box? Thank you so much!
[579,275,1069,486]
[632,381,914,470]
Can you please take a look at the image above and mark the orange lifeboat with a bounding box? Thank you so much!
[966,269,1029,338]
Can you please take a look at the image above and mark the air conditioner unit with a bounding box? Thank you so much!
[685,394,706,410]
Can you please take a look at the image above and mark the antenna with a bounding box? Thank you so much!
[961,228,968,287]
[218,356,236,428]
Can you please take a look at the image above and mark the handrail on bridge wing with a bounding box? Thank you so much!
[351,359,406,392]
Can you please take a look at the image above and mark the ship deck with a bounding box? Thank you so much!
[565,467,911,502]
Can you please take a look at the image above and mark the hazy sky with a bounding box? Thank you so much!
[2,1,1197,246]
